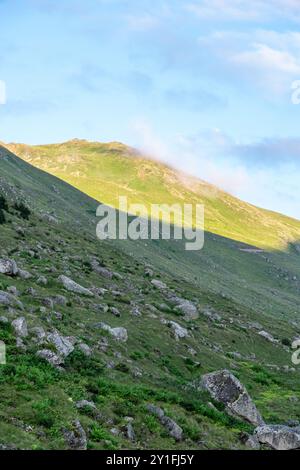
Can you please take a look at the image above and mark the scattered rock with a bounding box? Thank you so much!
[151,279,167,290]
[11,317,28,338]
[0,258,18,276]
[63,420,87,450]
[58,275,94,296]
[146,404,183,441]
[200,370,264,426]
[96,322,128,342]
[255,424,300,450]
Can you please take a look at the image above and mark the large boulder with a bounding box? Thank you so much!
[36,349,63,366]
[46,331,74,357]
[201,369,264,426]
[11,317,28,338]
[168,320,189,340]
[62,420,87,450]
[0,291,23,309]
[58,275,94,296]
[96,322,128,342]
[255,424,300,450]
[0,259,18,276]
[146,404,183,441]
[167,293,198,320]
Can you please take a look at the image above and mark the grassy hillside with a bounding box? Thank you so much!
[0,144,300,450]
[6,139,300,251]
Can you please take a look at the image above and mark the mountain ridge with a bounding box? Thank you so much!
[2,139,300,251]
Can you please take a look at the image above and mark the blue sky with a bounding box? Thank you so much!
[0,0,300,219]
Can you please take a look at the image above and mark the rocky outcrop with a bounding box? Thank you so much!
[147,404,183,441]
[0,291,23,309]
[11,317,28,338]
[58,275,94,296]
[46,331,74,358]
[200,370,264,426]
[62,420,87,450]
[0,258,18,276]
[255,424,300,450]
[96,322,128,342]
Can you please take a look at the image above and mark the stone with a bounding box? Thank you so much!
[168,321,189,340]
[146,404,182,440]
[151,279,167,290]
[11,317,28,338]
[96,322,128,342]
[76,400,96,410]
[161,416,183,441]
[258,330,278,344]
[47,331,74,357]
[37,276,48,286]
[200,370,264,426]
[0,259,18,276]
[77,343,92,356]
[63,420,87,450]
[58,275,94,296]
[36,349,63,366]
[0,291,23,309]
[255,424,300,450]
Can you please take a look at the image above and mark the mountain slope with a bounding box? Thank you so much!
[5,139,300,251]
[0,144,300,450]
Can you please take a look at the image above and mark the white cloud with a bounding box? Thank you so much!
[132,120,300,219]
[198,30,300,96]
[186,0,300,23]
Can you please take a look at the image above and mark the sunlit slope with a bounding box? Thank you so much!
[6,139,300,250]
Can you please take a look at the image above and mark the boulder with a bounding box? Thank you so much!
[0,291,23,309]
[63,420,87,450]
[201,370,264,426]
[168,320,189,340]
[36,349,62,366]
[17,269,32,280]
[11,317,28,338]
[0,259,18,276]
[258,330,278,344]
[96,322,128,342]
[146,404,183,441]
[58,275,94,296]
[151,279,167,290]
[255,424,300,450]
[47,331,74,357]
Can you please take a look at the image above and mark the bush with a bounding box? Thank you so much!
[0,209,5,224]
[0,195,8,211]
[14,202,31,220]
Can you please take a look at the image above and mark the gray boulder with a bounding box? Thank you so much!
[96,322,128,342]
[58,275,94,296]
[36,349,62,366]
[11,317,28,338]
[168,320,189,340]
[47,331,74,357]
[63,420,87,450]
[255,424,300,450]
[0,291,23,309]
[146,404,183,441]
[201,369,264,426]
[0,259,18,276]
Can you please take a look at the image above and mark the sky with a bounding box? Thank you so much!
[0,0,300,219]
